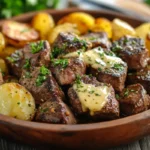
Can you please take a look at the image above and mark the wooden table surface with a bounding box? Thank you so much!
[0,135,150,150]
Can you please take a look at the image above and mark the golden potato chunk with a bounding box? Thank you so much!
[136,23,150,39]
[92,18,112,38]
[112,18,136,41]
[0,83,35,121]
[2,21,39,47]
[57,12,95,34]
[0,32,5,54]
[0,59,8,75]
[31,12,55,39]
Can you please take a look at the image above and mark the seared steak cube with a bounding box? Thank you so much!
[50,58,86,85]
[52,32,92,57]
[0,72,3,85]
[82,47,127,92]
[68,75,119,121]
[82,32,111,49]
[35,98,76,124]
[19,66,64,104]
[7,40,51,78]
[111,36,149,70]
[127,66,150,94]
[118,84,150,115]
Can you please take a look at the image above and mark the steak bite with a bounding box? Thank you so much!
[50,58,86,85]
[35,97,77,124]
[6,40,51,78]
[82,32,111,49]
[111,35,149,70]
[82,47,127,92]
[118,84,150,116]
[52,32,92,57]
[127,65,150,94]
[19,66,65,104]
[68,75,119,121]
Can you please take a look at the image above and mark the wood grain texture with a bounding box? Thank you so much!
[0,8,150,150]
[0,136,150,150]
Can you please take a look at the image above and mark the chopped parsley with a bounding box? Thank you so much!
[6,57,15,63]
[112,43,122,52]
[98,68,102,72]
[75,75,81,85]
[124,89,129,97]
[23,59,30,69]
[113,63,124,71]
[40,107,49,113]
[36,66,50,86]
[30,41,44,54]
[105,51,115,56]
[52,59,68,68]
[73,37,87,50]
[115,94,120,99]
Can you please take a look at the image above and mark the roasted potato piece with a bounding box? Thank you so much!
[92,18,112,38]
[146,33,150,55]
[0,32,5,54]
[135,23,150,39]
[0,46,16,59]
[2,21,39,47]
[48,23,80,44]
[31,12,55,40]
[0,59,8,75]
[57,12,95,34]
[0,83,35,121]
[112,18,136,41]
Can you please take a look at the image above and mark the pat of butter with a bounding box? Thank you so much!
[73,82,110,115]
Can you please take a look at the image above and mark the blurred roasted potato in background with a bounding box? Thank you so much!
[57,12,95,34]
[0,32,5,54]
[31,12,55,40]
[146,33,150,55]
[48,23,80,44]
[0,59,8,75]
[1,21,39,47]
[136,23,150,39]
[112,18,136,41]
[92,18,112,38]
[0,46,16,59]
[0,83,35,121]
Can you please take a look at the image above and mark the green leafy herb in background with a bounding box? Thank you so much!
[0,0,60,19]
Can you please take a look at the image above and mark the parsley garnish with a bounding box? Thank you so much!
[73,37,87,49]
[6,57,15,63]
[52,59,68,68]
[124,89,129,97]
[36,66,50,86]
[23,59,30,69]
[30,41,44,54]
[112,43,122,52]
[113,63,124,71]
[24,71,31,78]
[75,75,81,85]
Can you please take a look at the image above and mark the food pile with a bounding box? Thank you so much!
[0,12,150,124]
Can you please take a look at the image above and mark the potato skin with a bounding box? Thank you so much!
[2,21,39,47]
[0,46,16,59]
[31,12,55,40]
[0,83,35,121]
[0,32,5,54]
[92,18,112,38]
[57,12,95,34]
[112,18,136,41]
[0,59,8,75]
[48,23,80,44]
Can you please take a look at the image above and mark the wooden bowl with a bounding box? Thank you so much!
[0,8,150,150]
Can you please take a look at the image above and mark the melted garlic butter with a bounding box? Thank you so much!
[73,82,110,115]
[63,47,124,70]
[82,48,124,70]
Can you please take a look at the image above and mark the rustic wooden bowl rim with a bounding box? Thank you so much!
[0,109,149,131]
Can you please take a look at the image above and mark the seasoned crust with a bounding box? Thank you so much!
[119,84,150,115]
[111,35,149,70]
[68,75,119,121]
